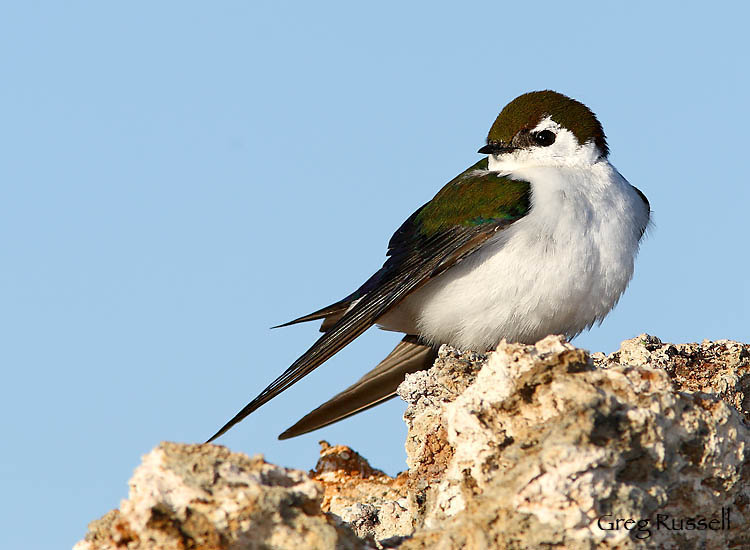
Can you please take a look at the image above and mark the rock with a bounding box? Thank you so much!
[311,442,412,545]
[74,442,365,550]
[398,335,750,550]
[77,335,750,550]
[596,334,750,422]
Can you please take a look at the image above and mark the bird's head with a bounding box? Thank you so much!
[479,90,608,171]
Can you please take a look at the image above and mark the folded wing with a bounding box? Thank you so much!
[206,159,531,442]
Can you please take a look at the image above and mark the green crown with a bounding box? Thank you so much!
[487,91,608,156]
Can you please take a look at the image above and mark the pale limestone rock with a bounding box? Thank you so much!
[75,442,364,550]
[595,334,750,421]
[398,335,750,550]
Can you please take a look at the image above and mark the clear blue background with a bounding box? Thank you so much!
[1,2,748,549]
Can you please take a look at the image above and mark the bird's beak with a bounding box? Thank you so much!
[477,142,516,155]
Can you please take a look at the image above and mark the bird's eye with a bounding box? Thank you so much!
[533,130,556,147]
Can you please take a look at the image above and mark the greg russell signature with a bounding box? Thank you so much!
[596,508,732,540]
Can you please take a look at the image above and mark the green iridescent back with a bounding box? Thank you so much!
[416,158,530,236]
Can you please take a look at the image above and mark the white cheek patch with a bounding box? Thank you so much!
[529,117,578,156]
[488,116,599,171]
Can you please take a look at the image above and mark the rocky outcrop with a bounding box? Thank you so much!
[397,335,749,549]
[74,443,365,550]
[77,335,750,550]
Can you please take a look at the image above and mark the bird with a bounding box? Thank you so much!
[207,90,650,443]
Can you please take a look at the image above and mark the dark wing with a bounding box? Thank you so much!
[278,335,438,439]
[206,219,502,442]
[631,184,651,238]
[206,158,531,442]
[271,299,352,332]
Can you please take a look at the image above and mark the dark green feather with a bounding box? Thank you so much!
[415,158,530,235]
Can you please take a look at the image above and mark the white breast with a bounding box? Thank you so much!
[377,159,649,351]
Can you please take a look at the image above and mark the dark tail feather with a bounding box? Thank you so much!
[277,335,437,440]
[271,300,350,329]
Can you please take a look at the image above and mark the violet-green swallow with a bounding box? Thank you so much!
[207,90,650,442]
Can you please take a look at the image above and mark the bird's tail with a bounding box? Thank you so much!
[277,335,437,439]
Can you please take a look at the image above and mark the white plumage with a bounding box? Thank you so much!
[377,118,649,350]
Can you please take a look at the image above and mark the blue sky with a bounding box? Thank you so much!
[1,2,748,549]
